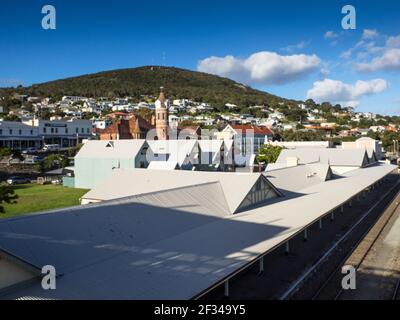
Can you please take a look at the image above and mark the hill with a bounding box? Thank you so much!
[5,66,292,109]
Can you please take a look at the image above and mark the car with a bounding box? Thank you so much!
[42,144,60,152]
[6,176,31,185]
[22,147,38,154]
[23,156,41,164]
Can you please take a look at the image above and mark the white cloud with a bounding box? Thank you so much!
[356,48,400,72]
[387,35,400,48]
[198,51,320,85]
[306,78,388,107]
[352,33,400,72]
[281,40,310,53]
[324,31,338,39]
[340,49,353,59]
[362,29,379,39]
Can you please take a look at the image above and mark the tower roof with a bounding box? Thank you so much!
[158,87,166,104]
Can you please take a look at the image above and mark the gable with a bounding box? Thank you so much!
[236,175,280,213]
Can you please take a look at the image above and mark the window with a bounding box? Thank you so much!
[30,130,33,135]
[9,129,12,135]
[81,128,84,133]
[43,128,47,133]
[86,128,89,133]
[51,128,54,133]
[65,128,68,134]
[0,129,2,135]
[55,128,58,133]
[75,128,78,133]
[19,129,22,135]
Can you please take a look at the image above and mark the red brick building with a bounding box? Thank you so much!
[97,114,154,140]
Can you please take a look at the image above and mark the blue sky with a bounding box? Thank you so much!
[1,0,399,114]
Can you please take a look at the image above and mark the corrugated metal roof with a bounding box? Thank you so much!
[264,163,331,193]
[81,168,276,214]
[276,148,369,167]
[75,140,147,159]
[0,163,395,300]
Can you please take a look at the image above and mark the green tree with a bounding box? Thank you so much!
[0,185,18,213]
[256,145,283,164]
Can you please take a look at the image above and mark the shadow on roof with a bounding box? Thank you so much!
[0,199,290,299]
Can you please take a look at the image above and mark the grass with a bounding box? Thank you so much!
[0,184,89,219]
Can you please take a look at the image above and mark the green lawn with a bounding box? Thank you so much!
[1,184,89,219]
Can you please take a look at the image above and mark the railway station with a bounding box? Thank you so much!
[0,161,397,299]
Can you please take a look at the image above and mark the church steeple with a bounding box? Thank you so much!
[158,87,166,105]
[133,117,142,139]
[155,87,168,140]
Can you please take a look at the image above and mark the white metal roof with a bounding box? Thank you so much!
[276,148,369,167]
[81,168,278,214]
[264,163,331,194]
[75,140,147,159]
[0,163,396,300]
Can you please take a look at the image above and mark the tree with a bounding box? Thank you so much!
[0,185,18,213]
[256,145,283,164]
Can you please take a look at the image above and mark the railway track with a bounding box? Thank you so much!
[279,177,400,300]
[313,187,400,300]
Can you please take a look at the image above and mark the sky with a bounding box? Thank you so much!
[1,0,400,114]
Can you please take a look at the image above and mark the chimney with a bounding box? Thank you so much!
[285,156,299,167]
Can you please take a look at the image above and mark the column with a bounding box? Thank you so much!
[224,280,229,297]
[285,241,290,254]
[303,228,308,241]
[259,257,264,274]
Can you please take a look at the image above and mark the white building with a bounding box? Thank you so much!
[341,137,383,160]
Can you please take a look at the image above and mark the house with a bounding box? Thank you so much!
[215,124,274,152]
[97,115,153,140]
[275,148,371,174]
[74,139,149,189]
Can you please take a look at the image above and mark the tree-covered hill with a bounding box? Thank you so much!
[2,66,293,109]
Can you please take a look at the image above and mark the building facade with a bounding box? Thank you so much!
[0,118,92,150]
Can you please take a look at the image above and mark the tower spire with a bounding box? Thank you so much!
[155,87,169,140]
